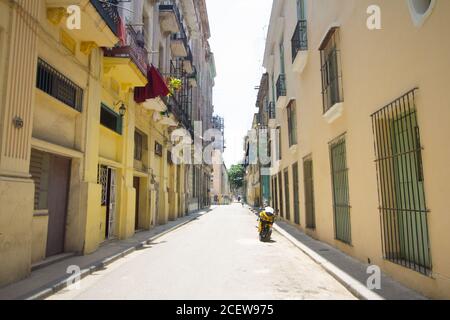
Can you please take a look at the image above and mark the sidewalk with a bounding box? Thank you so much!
[272,219,427,300]
[0,209,210,300]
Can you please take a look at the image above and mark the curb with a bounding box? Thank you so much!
[25,211,206,300]
[272,224,383,300]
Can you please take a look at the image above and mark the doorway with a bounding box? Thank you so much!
[99,165,117,240]
[46,155,71,257]
[133,177,140,230]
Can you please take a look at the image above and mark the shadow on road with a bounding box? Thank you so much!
[274,221,426,300]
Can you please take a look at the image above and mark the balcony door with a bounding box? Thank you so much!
[297,0,306,20]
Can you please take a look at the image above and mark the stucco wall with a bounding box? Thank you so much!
[265,0,450,299]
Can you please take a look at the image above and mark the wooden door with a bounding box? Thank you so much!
[46,155,71,257]
[134,177,140,230]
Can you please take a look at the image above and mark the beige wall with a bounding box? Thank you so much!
[265,0,450,299]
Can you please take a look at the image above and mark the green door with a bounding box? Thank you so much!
[392,112,430,268]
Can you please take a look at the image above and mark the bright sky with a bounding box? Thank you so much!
[206,0,273,168]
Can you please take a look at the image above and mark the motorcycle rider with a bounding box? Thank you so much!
[258,205,276,242]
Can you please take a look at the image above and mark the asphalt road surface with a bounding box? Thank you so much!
[47,204,356,300]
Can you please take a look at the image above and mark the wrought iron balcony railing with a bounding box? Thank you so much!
[90,0,120,36]
[164,60,192,132]
[103,25,148,76]
[291,19,308,62]
[268,101,276,119]
[276,74,286,101]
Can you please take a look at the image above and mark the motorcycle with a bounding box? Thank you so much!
[258,207,276,242]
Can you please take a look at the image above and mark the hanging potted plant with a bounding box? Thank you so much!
[166,77,182,97]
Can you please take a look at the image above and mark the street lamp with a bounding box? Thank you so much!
[114,100,127,117]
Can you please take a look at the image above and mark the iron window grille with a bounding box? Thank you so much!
[100,103,122,134]
[330,135,351,244]
[36,58,83,112]
[371,88,431,275]
[320,28,344,114]
[291,19,308,62]
[287,100,298,147]
[98,165,108,206]
[303,156,316,229]
[293,162,300,225]
[276,74,287,101]
[283,168,291,221]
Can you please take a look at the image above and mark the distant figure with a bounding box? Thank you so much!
[237,196,241,203]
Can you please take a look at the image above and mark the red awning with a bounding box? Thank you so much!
[134,65,170,103]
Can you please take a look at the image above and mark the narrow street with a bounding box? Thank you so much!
[47,204,355,300]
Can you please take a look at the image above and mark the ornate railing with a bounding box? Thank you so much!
[103,26,148,77]
[276,74,286,100]
[268,101,276,119]
[291,19,308,62]
[164,60,192,132]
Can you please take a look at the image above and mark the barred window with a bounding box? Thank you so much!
[292,162,300,225]
[303,156,316,229]
[36,58,83,112]
[134,131,143,161]
[330,135,351,244]
[371,88,431,274]
[287,100,298,146]
[283,168,291,221]
[319,28,343,113]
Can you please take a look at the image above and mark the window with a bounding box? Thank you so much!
[320,28,343,113]
[371,88,431,274]
[303,156,316,229]
[155,141,163,157]
[330,135,351,244]
[283,168,290,221]
[278,172,283,218]
[272,176,278,213]
[279,38,285,75]
[134,131,143,161]
[296,0,306,20]
[287,100,298,146]
[276,126,282,160]
[100,104,122,134]
[30,149,50,210]
[36,58,83,112]
[292,162,300,225]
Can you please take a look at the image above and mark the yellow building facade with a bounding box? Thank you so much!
[0,0,211,287]
[262,0,450,299]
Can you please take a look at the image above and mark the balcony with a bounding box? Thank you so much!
[171,32,188,57]
[268,101,277,128]
[159,1,181,34]
[188,67,198,87]
[103,26,148,88]
[163,61,193,133]
[291,20,308,74]
[276,74,287,108]
[183,46,194,74]
[46,0,119,49]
